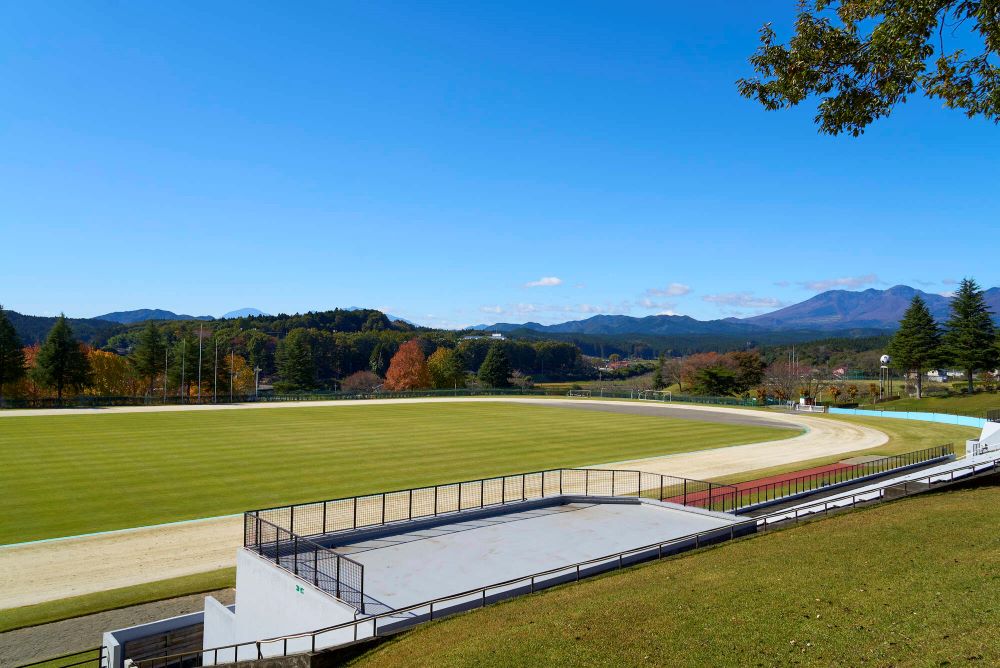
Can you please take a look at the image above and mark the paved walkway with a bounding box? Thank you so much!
[0,589,235,667]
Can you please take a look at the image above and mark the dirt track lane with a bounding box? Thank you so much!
[0,398,886,610]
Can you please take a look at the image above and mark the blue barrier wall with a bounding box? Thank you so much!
[828,407,986,428]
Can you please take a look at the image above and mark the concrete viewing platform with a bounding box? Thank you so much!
[333,498,739,614]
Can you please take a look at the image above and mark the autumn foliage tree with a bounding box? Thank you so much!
[681,351,765,396]
[384,339,431,391]
[342,370,382,392]
[427,347,466,389]
[85,348,144,396]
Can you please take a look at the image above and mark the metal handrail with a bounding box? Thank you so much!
[731,444,954,510]
[247,515,366,611]
[17,646,107,668]
[135,517,757,668]
[247,467,732,518]
[755,455,999,528]
[137,453,1000,668]
[244,467,739,613]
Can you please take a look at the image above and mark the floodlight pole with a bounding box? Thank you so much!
[230,349,234,402]
[164,347,168,403]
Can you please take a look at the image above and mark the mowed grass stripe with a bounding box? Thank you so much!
[0,403,792,544]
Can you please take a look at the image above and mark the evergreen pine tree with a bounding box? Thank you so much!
[477,343,512,388]
[0,305,26,405]
[652,352,666,390]
[31,314,91,402]
[887,295,943,399]
[131,321,165,397]
[943,278,998,394]
[276,330,316,390]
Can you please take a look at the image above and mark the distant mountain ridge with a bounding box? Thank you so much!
[95,309,214,324]
[221,308,269,319]
[476,285,1000,335]
[95,307,275,323]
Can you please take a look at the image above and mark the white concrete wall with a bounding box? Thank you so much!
[202,549,360,663]
[103,611,204,668]
[967,422,1000,461]
[201,597,237,664]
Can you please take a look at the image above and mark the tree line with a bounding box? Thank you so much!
[0,307,584,404]
[887,278,999,398]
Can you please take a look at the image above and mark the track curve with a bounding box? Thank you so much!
[0,398,887,609]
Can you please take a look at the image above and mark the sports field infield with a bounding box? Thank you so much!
[0,402,792,544]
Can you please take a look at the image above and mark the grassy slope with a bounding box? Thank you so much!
[0,402,790,544]
[709,414,979,485]
[0,569,235,634]
[872,392,1000,417]
[351,486,1000,668]
[21,648,103,668]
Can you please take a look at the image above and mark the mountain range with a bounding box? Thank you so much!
[476,285,1000,336]
[94,308,270,324]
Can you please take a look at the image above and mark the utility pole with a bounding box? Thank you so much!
[230,349,234,402]
[164,347,168,403]
[197,325,203,404]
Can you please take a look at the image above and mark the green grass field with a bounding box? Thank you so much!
[0,402,793,544]
[872,391,1000,417]
[19,648,103,668]
[0,569,235,634]
[349,485,1000,668]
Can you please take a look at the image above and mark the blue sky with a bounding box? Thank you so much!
[2,2,997,328]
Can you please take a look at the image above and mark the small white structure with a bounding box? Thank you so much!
[966,421,1000,461]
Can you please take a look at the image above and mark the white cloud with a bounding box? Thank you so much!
[799,274,879,292]
[939,291,956,298]
[702,292,784,309]
[646,283,691,297]
[524,276,563,288]
[656,310,679,316]
[638,298,677,310]
[479,301,632,319]
[942,278,959,285]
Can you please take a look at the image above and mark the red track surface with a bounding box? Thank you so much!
[663,461,855,507]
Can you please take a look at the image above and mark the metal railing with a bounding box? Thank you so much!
[730,444,955,511]
[987,408,1000,422]
[16,647,107,668]
[138,518,756,668]
[243,446,953,612]
[246,467,738,538]
[243,467,738,612]
[245,516,365,612]
[0,388,782,410]
[755,455,1000,529]
[140,453,1000,668]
